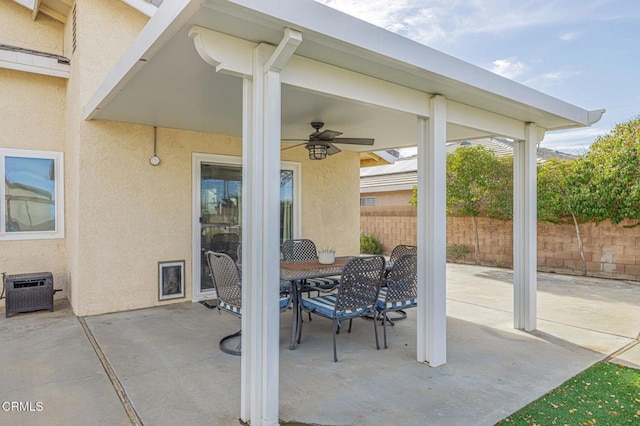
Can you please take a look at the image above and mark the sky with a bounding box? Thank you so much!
[315,0,640,155]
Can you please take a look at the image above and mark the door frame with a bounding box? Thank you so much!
[191,153,301,301]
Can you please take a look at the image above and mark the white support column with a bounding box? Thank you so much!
[416,95,447,367]
[513,123,539,331]
[240,76,254,422]
[241,29,301,426]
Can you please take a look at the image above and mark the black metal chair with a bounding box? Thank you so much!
[211,233,240,262]
[281,239,340,294]
[299,255,386,361]
[206,251,290,355]
[388,244,417,266]
[376,253,417,349]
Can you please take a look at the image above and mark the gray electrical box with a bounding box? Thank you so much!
[5,272,54,318]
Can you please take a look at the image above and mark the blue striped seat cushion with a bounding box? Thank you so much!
[301,294,373,319]
[279,295,291,311]
[219,296,289,316]
[304,277,340,290]
[376,287,417,311]
[219,300,241,315]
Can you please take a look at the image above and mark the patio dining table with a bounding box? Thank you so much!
[280,256,354,350]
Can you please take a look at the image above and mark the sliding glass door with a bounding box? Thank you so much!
[193,154,300,301]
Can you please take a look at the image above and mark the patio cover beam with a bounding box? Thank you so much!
[187,26,542,142]
[513,123,540,331]
[416,95,447,366]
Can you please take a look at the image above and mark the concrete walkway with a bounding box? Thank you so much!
[1,264,638,425]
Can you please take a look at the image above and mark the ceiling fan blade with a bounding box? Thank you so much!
[281,142,308,151]
[332,137,375,146]
[316,129,342,140]
[281,138,309,141]
[326,143,341,155]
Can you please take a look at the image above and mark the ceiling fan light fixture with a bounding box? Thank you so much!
[308,143,327,160]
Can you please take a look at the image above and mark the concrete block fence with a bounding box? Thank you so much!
[360,206,640,282]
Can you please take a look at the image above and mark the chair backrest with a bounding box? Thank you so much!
[236,244,242,268]
[335,256,385,312]
[212,233,240,261]
[281,239,318,262]
[206,251,242,309]
[389,244,417,263]
[384,253,417,303]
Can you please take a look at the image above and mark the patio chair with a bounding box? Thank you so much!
[376,253,417,349]
[388,244,417,266]
[206,251,290,355]
[281,239,340,294]
[211,233,240,262]
[299,255,385,361]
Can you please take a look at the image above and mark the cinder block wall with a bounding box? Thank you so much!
[361,207,640,281]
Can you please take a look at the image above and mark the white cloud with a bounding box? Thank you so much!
[314,0,622,48]
[541,126,610,154]
[559,31,580,41]
[315,0,412,33]
[491,58,527,79]
[524,70,582,89]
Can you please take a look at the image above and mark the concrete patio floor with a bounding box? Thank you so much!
[1,264,638,425]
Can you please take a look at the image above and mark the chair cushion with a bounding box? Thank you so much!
[279,295,291,311]
[280,279,292,293]
[301,294,373,320]
[376,287,417,311]
[219,300,242,315]
[304,277,340,290]
[219,296,289,316]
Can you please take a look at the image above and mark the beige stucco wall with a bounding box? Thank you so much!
[1,0,364,316]
[295,150,361,256]
[0,0,68,313]
[0,0,64,54]
[72,123,361,316]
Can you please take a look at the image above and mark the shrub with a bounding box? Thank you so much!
[446,243,469,262]
[360,234,383,254]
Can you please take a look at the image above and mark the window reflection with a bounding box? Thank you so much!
[5,157,56,232]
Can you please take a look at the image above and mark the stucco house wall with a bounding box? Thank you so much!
[1,0,360,316]
[0,3,67,309]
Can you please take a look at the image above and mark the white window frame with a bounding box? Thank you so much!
[0,149,64,240]
[360,197,377,207]
[191,153,301,301]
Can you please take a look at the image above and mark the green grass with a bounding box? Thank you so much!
[498,362,640,425]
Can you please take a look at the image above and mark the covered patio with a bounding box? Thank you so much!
[84,0,603,424]
[1,264,638,425]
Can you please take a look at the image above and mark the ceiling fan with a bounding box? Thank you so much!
[281,122,375,160]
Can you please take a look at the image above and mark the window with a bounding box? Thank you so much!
[0,149,64,240]
[360,197,377,207]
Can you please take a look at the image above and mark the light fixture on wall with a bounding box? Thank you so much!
[149,126,160,166]
[307,142,328,160]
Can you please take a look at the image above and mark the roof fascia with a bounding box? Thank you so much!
[220,0,603,128]
[120,0,158,17]
[0,48,69,78]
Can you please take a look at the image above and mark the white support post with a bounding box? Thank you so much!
[513,123,538,331]
[240,76,254,422]
[193,26,301,425]
[242,29,301,426]
[416,95,447,367]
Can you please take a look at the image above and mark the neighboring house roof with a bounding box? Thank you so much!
[360,137,576,193]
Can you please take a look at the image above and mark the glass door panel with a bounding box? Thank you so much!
[194,156,300,301]
[200,163,242,294]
